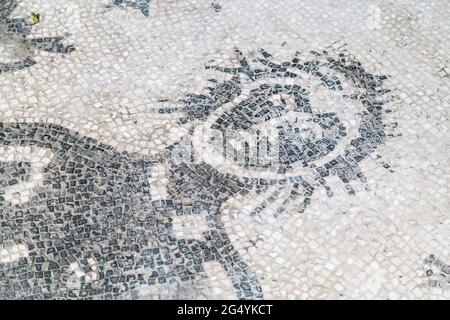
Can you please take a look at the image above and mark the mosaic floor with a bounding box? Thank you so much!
[0,0,449,300]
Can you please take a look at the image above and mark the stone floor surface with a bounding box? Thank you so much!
[0,0,449,299]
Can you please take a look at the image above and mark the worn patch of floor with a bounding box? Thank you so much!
[0,0,449,299]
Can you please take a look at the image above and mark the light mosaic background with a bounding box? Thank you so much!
[0,0,449,299]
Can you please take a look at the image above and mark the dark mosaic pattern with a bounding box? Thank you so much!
[107,0,151,17]
[163,49,395,215]
[1,0,448,300]
[0,0,74,74]
[0,48,395,299]
[424,255,450,289]
[0,123,262,299]
[210,2,222,13]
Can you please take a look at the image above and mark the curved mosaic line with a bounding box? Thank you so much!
[424,255,450,289]
[0,0,75,74]
[162,48,396,215]
[0,48,396,299]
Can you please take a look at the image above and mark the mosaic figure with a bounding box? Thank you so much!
[0,0,75,74]
[107,0,151,17]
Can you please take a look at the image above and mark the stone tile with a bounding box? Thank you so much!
[0,0,448,300]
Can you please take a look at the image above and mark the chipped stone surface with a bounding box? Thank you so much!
[0,0,449,300]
